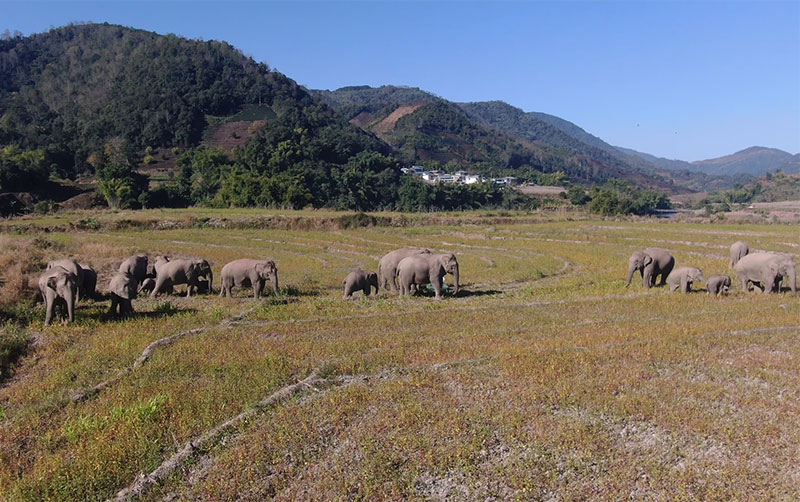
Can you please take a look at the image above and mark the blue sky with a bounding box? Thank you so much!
[3,1,799,160]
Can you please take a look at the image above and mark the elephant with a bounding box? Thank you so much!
[138,277,157,295]
[667,266,705,293]
[729,241,749,268]
[734,252,797,295]
[625,248,675,288]
[396,253,459,299]
[47,259,85,300]
[343,269,379,299]
[378,247,431,293]
[119,255,149,286]
[79,263,97,300]
[38,266,78,326]
[108,271,137,316]
[219,259,278,299]
[151,258,213,297]
[706,274,731,296]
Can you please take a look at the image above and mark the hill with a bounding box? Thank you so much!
[691,147,799,176]
[0,23,391,189]
[315,87,683,191]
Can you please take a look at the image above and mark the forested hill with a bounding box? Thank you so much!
[0,23,389,187]
[314,86,682,192]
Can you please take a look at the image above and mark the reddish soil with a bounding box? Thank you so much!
[372,103,425,136]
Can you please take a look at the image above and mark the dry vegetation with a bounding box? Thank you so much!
[0,209,798,501]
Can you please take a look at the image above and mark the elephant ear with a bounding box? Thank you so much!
[643,255,653,266]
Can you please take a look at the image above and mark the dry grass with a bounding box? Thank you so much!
[0,211,798,501]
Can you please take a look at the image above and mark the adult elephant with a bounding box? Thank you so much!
[219,259,278,299]
[625,248,675,288]
[378,247,431,293]
[47,259,85,301]
[118,255,149,286]
[667,266,705,293]
[38,266,78,326]
[729,241,749,268]
[151,258,213,297]
[734,252,797,295]
[396,253,459,299]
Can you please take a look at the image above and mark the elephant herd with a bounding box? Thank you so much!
[343,248,460,299]
[37,247,460,326]
[625,240,797,296]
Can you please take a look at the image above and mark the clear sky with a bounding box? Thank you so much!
[3,1,799,161]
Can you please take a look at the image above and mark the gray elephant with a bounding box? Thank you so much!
[734,252,797,295]
[119,255,149,286]
[378,248,431,293]
[729,241,749,268]
[667,266,705,293]
[396,253,459,299]
[343,269,379,299]
[706,274,731,296]
[38,266,78,326]
[47,259,85,300]
[151,258,213,297]
[219,259,278,299]
[79,263,97,300]
[625,248,675,288]
[108,271,137,316]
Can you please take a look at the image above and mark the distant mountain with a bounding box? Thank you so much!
[613,146,695,171]
[315,86,683,191]
[691,147,799,176]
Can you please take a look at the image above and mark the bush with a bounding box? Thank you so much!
[33,200,56,214]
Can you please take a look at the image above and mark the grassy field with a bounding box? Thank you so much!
[0,210,798,501]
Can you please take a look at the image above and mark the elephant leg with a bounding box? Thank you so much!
[44,297,54,326]
[151,277,166,297]
[363,285,370,297]
[432,274,443,299]
[253,283,260,299]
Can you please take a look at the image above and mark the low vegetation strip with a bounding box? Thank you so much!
[109,366,327,502]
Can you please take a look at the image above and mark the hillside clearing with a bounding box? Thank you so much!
[0,211,798,501]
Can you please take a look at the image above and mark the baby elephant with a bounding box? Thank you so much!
[706,274,731,296]
[667,266,705,293]
[343,269,379,299]
[108,272,138,316]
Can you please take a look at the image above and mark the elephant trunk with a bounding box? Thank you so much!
[452,265,459,295]
[207,270,213,294]
[66,293,75,323]
[272,272,279,295]
[788,267,797,296]
[625,265,636,287]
